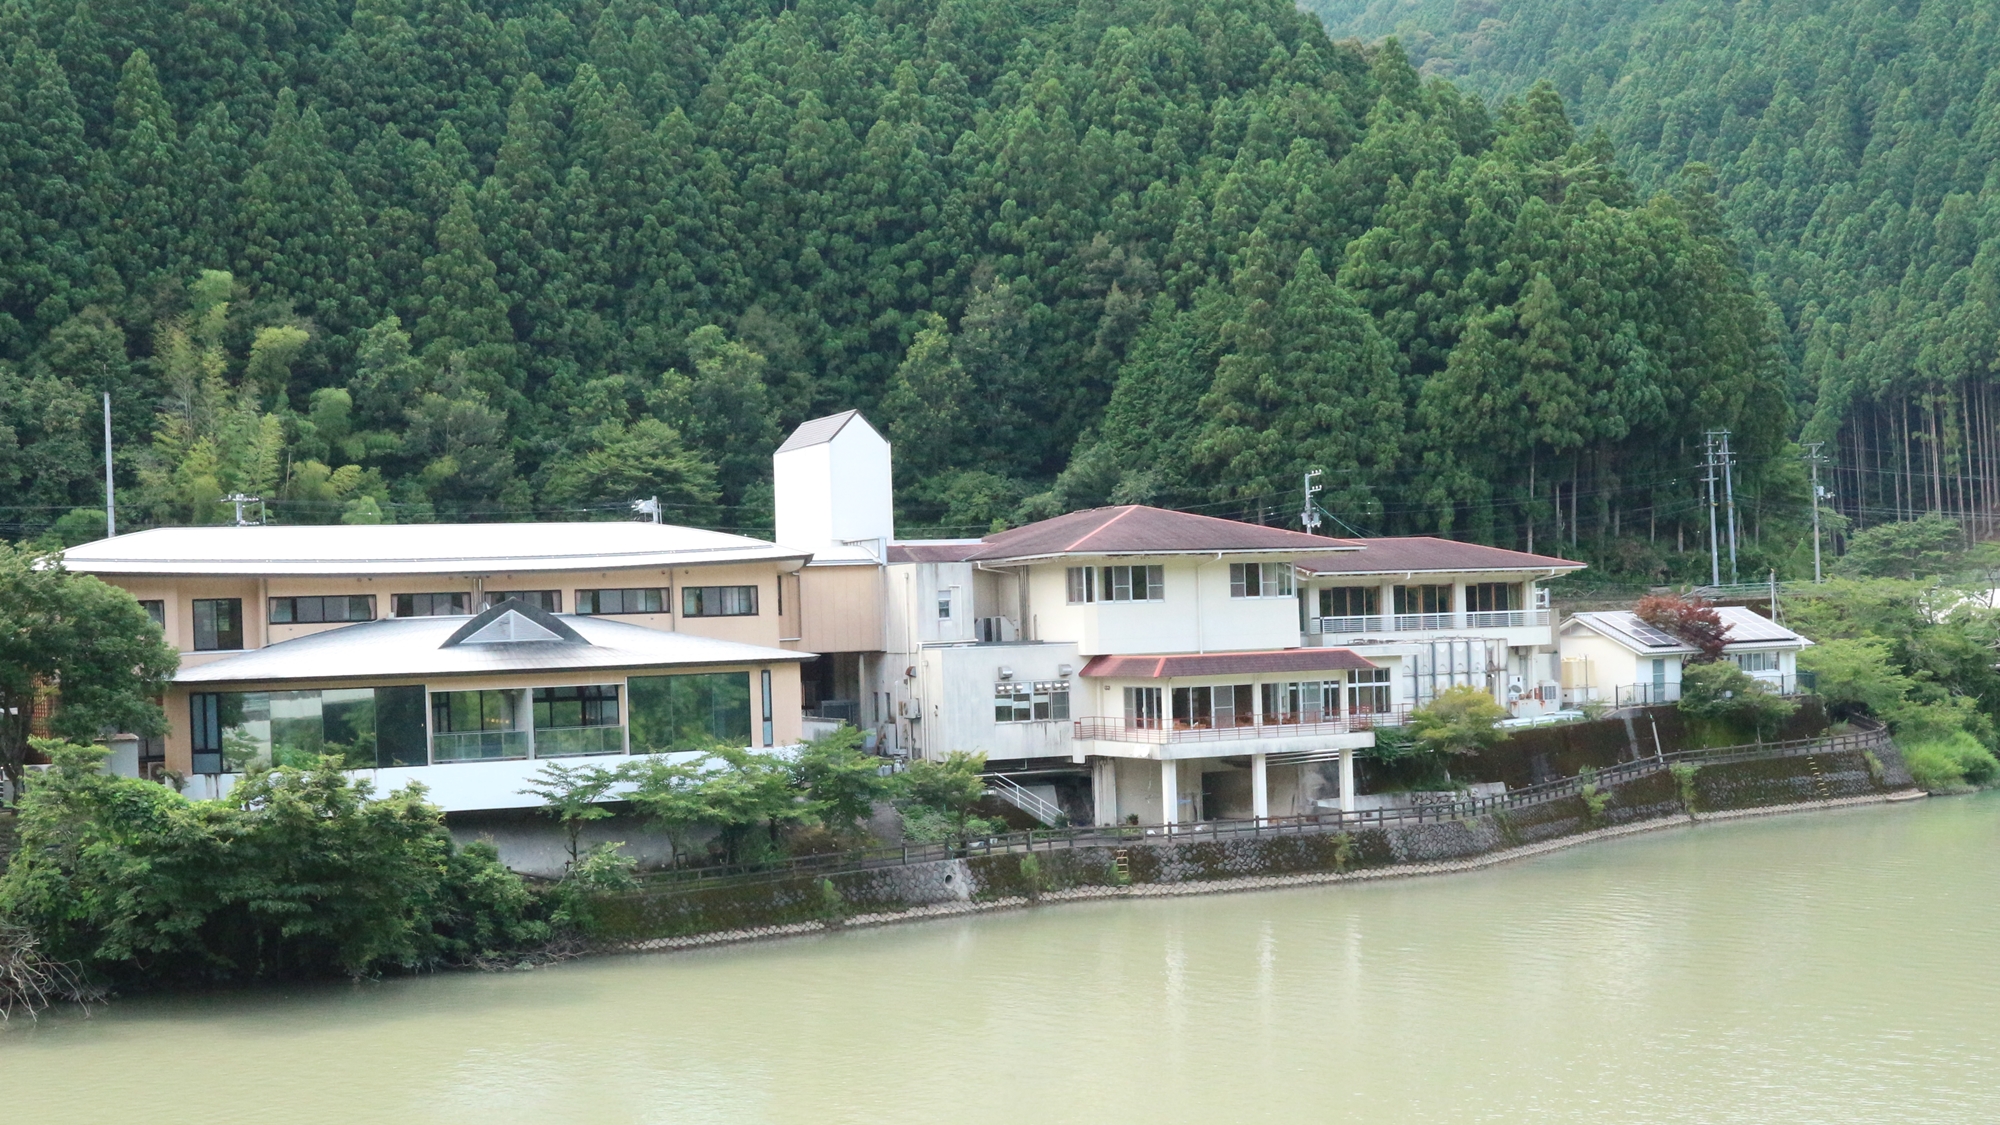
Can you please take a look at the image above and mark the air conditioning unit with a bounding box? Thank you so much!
[1533,587,1552,610]
[976,616,1019,642]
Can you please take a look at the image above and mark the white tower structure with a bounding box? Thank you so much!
[773,409,894,560]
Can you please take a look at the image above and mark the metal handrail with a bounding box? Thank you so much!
[630,729,1893,895]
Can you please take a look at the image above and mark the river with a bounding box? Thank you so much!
[5,795,1996,1124]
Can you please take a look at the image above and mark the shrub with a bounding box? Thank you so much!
[0,742,546,983]
[896,751,993,838]
[1901,733,2000,793]
[1678,661,1796,740]
[1578,766,1610,825]
[1669,762,1701,814]
[1408,685,1510,758]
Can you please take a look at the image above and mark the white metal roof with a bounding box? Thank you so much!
[60,523,809,577]
[174,611,810,685]
[775,409,871,454]
[1562,606,1811,655]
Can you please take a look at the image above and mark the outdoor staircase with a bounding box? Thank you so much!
[1804,754,1834,800]
[984,774,1068,827]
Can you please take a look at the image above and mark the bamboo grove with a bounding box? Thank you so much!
[1,0,1802,580]
[1318,0,2000,545]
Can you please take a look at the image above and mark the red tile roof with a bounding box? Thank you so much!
[1297,537,1583,576]
[1079,648,1378,679]
[958,505,1358,562]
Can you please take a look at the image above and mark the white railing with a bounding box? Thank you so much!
[984,774,1067,826]
[1074,708,1411,744]
[532,725,626,758]
[432,730,531,763]
[1308,609,1551,636]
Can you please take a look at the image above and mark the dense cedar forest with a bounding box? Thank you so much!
[0,0,1797,580]
[1314,0,2000,551]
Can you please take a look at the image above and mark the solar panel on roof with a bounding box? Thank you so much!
[1623,620,1684,647]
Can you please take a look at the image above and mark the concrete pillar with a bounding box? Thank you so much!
[1380,580,1398,630]
[1093,757,1118,826]
[1339,750,1357,813]
[1161,758,1179,827]
[1251,752,1269,823]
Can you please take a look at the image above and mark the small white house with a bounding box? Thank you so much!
[1558,606,1812,707]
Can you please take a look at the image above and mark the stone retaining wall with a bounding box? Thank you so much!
[590,739,1917,948]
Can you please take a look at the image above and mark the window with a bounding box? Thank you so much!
[762,668,774,747]
[532,685,623,757]
[576,588,668,615]
[1172,684,1253,729]
[1348,668,1392,715]
[1123,686,1164,729]
[1229,562,1294,598]
[394,592,470,617]
[1260,681,1330,725]
[1466,582,1517,612]
[430,689,529,762]
[191,686,426,772]
[682,585,758,617]
[629,672,752,752]
[1394,584,1453,615]
[190,693,224,774]
[269,594,376,624]
[994,681,1070,722]
[938,590,953,619]
[1319,586,1378,618]
[1066,566,1096,604]
[138,600,165,628]
[1733,651,1779,673]
[192,598,243,651]
[1102,565,1165,602]
[484,590,561,613]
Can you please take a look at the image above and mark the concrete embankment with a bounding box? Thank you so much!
[592,739,1919,953]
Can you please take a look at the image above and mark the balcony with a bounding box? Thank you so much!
[1307,610,1551,639]
[1075,709,1410,745]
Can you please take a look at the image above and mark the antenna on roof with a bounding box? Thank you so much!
[1300,469,1323,534]
[631,496,662,524]
[219,493,263,526]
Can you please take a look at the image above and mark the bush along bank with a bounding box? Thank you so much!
[0,743,557,996]
[585,735,1918,948]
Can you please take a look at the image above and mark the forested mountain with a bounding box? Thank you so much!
[0,0,1790,579]
[1313,0,2000,543]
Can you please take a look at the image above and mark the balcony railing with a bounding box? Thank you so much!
[1074,708,1411,744]
[432,730,530,763]
[1307,609,1550,636]
[532,724,626,758]
[1565,672,1817,709]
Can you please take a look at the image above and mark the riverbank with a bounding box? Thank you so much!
[623,787,1931,954]
[597,735,1920,953]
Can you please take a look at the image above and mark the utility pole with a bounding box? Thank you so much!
[631,496,662,524]
[1804,442,1825,583]
[102,392,116,538]
[1300,470,1323,534]
[1703,431,1722,586]
[220,493,262,526]
[1719,429,1739,584]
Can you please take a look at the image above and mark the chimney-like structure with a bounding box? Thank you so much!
[772,409,893,559]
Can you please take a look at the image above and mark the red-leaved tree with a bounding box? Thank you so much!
[1634,594,1732,663]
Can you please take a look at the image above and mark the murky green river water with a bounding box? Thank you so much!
[6,795,1997,1124]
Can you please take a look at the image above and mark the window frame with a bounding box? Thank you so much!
[138,599,165,628]
[191,598,244,651]
[1065,566,1096,604]
[268,594,377,625]
[1319,586,1378,618]
[484,590,562,613]
[1229,562,1295,599]
[393,591,471,618]
[994,680,1070,723]
[681,585,759,617]
[575,588,668,615]
[1100,564,1165,602]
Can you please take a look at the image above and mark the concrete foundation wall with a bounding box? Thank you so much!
[586,741,1914,944]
